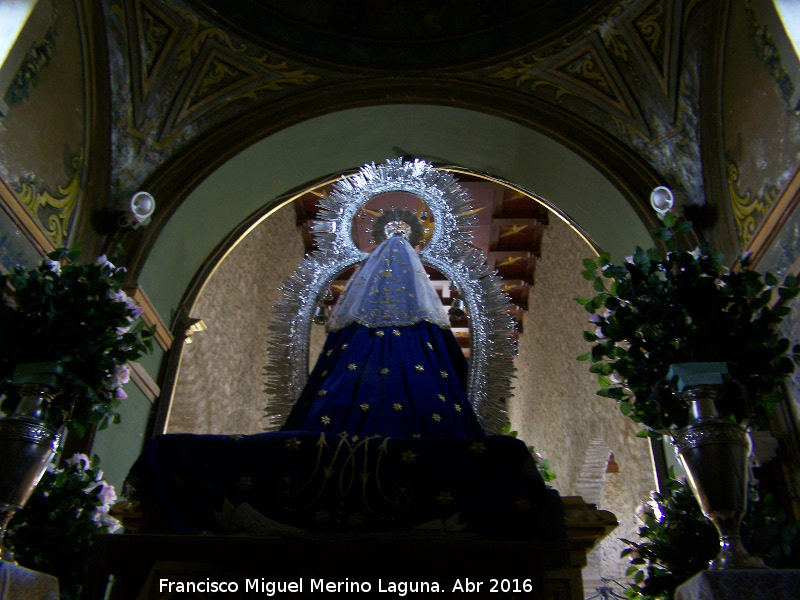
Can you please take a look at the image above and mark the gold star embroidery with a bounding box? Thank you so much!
[393,403,403,411]
[470,442,486,455]
[360,403,370,412]
[236,476,253,492]
[317,389,328,396]
[380,368,390,375]
[437,491,454,506]
[454,405,462,412]
[392,329,401,336]
[432,413,442,422]
[326,349,333,356]
[440,371,449,379]
[376,330,385,337]
[321,415,331,425]
[412,433,421,439]
[347,363,357,371]
[426,342,433,349]
[438,394,446,402]
[415,365,424,372]
[320,370,328,377]
[285,438,301,450]
[401,450,416,463]
[228,434,244,441]
[341,343,348,350]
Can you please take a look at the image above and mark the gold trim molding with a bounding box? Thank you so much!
[124,284,173,351]
[745,164,800,265]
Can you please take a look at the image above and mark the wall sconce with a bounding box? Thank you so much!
[649,186,674,219]
[118,191,155,228]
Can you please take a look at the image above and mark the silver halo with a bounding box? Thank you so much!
[264,158,517,433]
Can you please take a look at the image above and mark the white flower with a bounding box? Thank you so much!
[99,513,122,533]
[108,289,127,303]
[624,255,634,264]
[609,371,623,384]
[44,260,61,274]
[96,482,118,510]
[114,364,130,386]
[65,453,91,472]
[114,387,128,400]
[595,325,605,339]
[95,254,115,270]
[123,296,143,320]
[689,247,702,259]
[589,314,602,323]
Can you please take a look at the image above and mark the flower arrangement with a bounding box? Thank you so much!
[6,453,121,600]
[0,247,154,434]
[501,422,557,487]
[577,212,800,436]
[621,472,799,599]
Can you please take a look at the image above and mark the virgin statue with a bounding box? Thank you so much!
[281,212,485,439]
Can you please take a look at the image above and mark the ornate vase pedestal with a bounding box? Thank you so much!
[0,383,60,563]
[672,386,765,570]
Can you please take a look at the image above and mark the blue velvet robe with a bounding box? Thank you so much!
[282,236,484,439]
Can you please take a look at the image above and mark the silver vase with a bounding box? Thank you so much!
[0,383,60,563]
[672,385,766,570]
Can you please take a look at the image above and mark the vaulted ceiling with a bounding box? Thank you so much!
[102,0,705,321]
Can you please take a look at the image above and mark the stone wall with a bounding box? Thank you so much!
[505,217,655,590]
[167,204,305,434]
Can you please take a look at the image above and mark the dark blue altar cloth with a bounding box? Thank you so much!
[126,431,564,540]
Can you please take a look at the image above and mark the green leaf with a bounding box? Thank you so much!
[636,428,651,438]
[590,362,615,375]
[577,352,592,361]
[575,297,591,306]
[674,220,693,235]
[597,387,625,400]
[581,269,597,281]
[593,277,606,292]
[583,330,599,342]
[583,258,598,270]
[590,294,606,311]
[765,272,778,286]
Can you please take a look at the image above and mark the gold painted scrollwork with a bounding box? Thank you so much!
[16,152,82,247]
[727,160,779,248]
[635,1,665,62]
[169,0,319,94]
